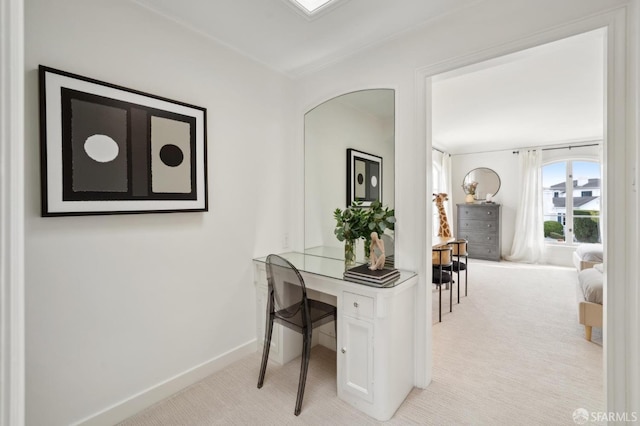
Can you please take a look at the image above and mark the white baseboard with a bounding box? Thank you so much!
[75,339,257,426]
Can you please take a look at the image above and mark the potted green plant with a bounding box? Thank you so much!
[334,201,366,265]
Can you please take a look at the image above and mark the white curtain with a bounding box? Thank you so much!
[506,150,545,263]
[441,153,453,228]
[432,150,453,235]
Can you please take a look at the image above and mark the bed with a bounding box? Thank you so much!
[573,243,603,272]
[577,263,603,342]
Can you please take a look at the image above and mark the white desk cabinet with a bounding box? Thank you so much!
[253,253,417,421]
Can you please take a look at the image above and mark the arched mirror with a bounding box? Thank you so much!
[462,167,500,201]
[304,89,395,261]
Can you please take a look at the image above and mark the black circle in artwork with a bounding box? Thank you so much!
[159,144,184,167]
[357,173,364,185]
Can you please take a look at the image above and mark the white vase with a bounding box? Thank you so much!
[465,194,475,203]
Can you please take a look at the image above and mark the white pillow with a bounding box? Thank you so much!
[576,243,604,263]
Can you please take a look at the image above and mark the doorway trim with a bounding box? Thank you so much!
[0,0,25,425]
[417,6,636,416]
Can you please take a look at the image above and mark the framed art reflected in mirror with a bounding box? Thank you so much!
[347,149,382,207]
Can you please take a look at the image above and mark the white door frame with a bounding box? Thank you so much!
[417,6,638,417]
[0,0,25,425]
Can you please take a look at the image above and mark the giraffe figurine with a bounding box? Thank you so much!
[433,193,452,238]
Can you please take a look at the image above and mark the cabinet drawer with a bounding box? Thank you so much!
[458,219,498,233]
[458,205,499,220]
[343,292,374,319]
[459,232,499,245]
[467,243,501,260]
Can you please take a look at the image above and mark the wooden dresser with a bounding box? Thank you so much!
[457,203,501,261]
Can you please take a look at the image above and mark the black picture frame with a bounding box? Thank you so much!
[346,148,382,207]
[39,65,208,216]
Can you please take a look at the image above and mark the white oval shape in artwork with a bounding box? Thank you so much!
[84,134,119,163]
[371,176,378,187]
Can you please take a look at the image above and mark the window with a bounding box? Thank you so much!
[285,0,344,17]
[542,160,601,244]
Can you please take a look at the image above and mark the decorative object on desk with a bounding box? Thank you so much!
[362,199,395,258]
[465,193,475,203]
[368,232,386,270]
[334,201,366,266]
[38,66,207,216]
[433,193,452,238]
[346,148,382,207]
[344,263,400,286]
[485,193,493,203]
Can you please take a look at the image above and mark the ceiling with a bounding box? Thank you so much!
[432,29,605,154]
[131,0,481,77]
[130,1,605,155]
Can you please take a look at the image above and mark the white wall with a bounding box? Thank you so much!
[293,0,635,391]
[294,0,631,265]
[24,1,294,425]
[451,150,519,259]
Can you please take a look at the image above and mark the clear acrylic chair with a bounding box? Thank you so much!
[257,254,337,416]
[432,246,454,322]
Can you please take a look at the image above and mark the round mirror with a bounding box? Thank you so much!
[462,167,501,201]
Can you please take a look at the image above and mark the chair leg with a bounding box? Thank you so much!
[295,329,312,416]
[257,316,274,389]
[456,255,460,304]
[465,256,468,296]
[449,268,453,313]
[585,325,593,342]
[438,268,442,323]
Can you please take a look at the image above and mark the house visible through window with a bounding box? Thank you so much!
[542,160,601,244]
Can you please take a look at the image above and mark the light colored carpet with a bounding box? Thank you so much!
[120,260,603,425]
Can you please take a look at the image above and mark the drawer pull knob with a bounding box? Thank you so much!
[341,348,346,354]
[353,302,359,308]
[487,211,492,215]
[487,224,492,228]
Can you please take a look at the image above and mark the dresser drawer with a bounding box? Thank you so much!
[467,243,501,261]
[459,231,499,245]
[458,218,498,233]
[458,205,500,220]
[343,291,374,319]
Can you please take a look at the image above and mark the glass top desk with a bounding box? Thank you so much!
[253,251,418,421]
[254,251,416,288]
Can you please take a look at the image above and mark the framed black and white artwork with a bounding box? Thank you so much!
[346,148,382,207]
[39,66,208,216]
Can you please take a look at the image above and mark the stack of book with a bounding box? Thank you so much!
[343,263,400,286]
